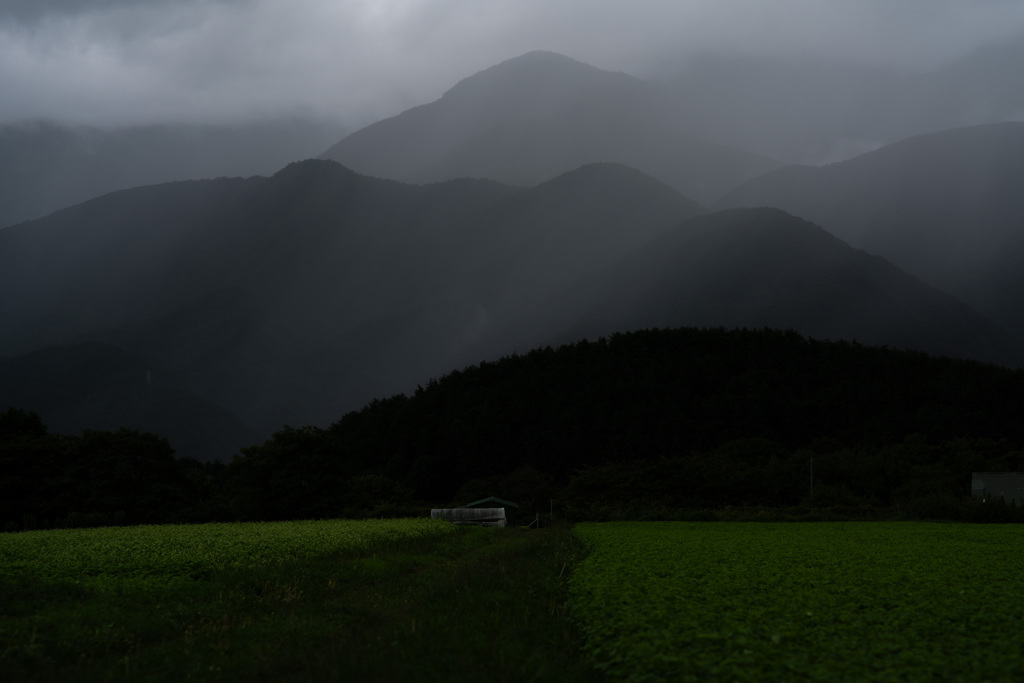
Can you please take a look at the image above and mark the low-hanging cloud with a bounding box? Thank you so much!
[1,0,1022,127]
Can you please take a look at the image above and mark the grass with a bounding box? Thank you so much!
[1,521,600,682]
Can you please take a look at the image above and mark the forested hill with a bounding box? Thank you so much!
[229,327,1024,520]
[6,327,1024,529]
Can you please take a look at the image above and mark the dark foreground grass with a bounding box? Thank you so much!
[1,524,600,682]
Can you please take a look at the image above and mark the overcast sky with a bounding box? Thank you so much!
[2,0,1023,128]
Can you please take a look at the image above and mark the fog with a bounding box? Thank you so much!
[2,0,1023,128]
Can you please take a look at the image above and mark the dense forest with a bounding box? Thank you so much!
[4,327,1024,532]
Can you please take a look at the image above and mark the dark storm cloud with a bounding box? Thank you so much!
[0,0,250,23]
[1,0,1022,127]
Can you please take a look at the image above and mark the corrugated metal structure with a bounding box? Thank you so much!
[971,472,1024,504]
[431,507,507,527]
[465,497,519,527]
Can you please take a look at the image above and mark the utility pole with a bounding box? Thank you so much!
[810,458,814,500]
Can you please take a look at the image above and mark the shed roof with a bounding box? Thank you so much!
[432,508,507,527]
[465,496,519,508]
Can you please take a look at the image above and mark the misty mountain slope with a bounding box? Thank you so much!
[652,54,905,165]
[715,122,1024,340]
[321,51,780,203]
[461,208,1021,369]
[0,176,262,355]
[0,341,258,461]
[430,163,704,328]
[0,161,514,356]
[882,36,1024,142]
[652,35,1024,166]
[0,159,701,457]
[0,160,524,444]
[0,119,349,229]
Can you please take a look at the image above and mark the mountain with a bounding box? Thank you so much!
[0,160,699,457]
[321,51,780,203]
[715,123,1024,341]
[459,208,1022,368]
[0,118,348,228]
[427,162,705,344]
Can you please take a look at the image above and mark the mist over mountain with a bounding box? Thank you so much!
[717,122,1024,341]
[322,51,780,204]
[0,160,700,457]
[458,208,1021,369]
[0,118,348,228]
[650,35,1024,165]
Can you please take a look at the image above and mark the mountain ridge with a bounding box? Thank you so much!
[322,51,780,202]
[0,160,702,457]
[456,207,1022,369]
[716,122,1024,340]
[0,118,348,229]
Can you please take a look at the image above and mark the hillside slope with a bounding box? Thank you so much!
[716,123,1024,340]
[460,208,1022,368]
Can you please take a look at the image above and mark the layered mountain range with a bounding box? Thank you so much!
[0,119,347,229]
[717,122,1024,340]
[2,51,1022,461]
[322,51,781,204]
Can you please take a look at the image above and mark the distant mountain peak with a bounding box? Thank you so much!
[321,52,779,202]
[437,49,643,107]
[270,157,357,180]
[531,162,702,210]
[510,49,577,61]
[446,50,610,85]
[541,161,674,186]
[491,50,586,67]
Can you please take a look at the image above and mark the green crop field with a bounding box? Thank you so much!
[0,519,594,682]
[569,522,1024,682]
[0,518,455,591]
[0,518,456,589]
[6,519,1022,682]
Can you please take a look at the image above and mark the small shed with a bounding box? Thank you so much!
[431,507,507,527]
[971,472,1024,504]
[465,497,519,527]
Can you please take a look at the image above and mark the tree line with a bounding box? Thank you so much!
[4,327,1024,531]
